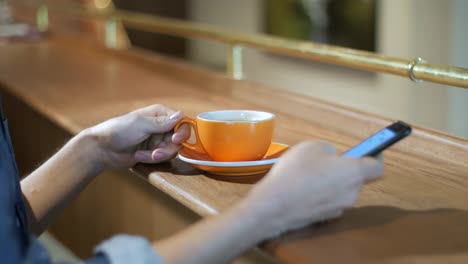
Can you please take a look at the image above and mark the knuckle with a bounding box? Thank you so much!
[347,162,364,182]
[149,104,163,112]
[349,172,364,186]
[359,158,384,178]
[314,141,336,154]
[148,104,165,115]
[129,114,141,125]
[152,115,167,125]
[156,104,176,114]
[300,141,319,148]
[296,141,334,153]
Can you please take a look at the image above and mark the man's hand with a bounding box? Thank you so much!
[85,104,190,169]
[242,141,384,236]
[154,141,384,264]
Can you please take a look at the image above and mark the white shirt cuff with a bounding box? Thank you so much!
[94,235,163,264]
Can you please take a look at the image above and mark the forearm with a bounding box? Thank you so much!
[154,200,274,264]
[21,130,104,235]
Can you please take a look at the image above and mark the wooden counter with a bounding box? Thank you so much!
[1,34,467,264]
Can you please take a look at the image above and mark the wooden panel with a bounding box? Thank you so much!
[1,90,71,177]
[0,34,467,263]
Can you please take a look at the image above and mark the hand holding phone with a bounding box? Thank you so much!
[342,121,412,158]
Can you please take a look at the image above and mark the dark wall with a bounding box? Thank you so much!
[113,0,188,58]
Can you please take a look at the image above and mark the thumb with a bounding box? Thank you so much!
[359,157,384,182]
[141,111,183,134]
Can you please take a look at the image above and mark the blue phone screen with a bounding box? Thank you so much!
[343,128,396,158]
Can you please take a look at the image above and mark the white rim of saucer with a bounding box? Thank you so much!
[178,154,281,167]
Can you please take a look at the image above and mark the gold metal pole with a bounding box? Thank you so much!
[21,2,468,89]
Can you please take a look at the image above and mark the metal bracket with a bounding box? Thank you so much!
[408,57,426,83]
[36,5,48,32]
[227,45,243,80]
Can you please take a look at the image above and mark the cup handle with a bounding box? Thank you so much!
[174,117,206,154]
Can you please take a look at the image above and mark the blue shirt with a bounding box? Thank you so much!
[0,98,162,264]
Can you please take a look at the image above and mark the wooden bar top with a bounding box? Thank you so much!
[1,35,467,264]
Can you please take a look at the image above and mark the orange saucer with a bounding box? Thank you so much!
[178,142,289,176]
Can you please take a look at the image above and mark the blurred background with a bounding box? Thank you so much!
[6,0,467,138]
[110,0,468,138]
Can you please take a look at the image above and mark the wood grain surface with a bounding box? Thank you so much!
[1,34,467,264]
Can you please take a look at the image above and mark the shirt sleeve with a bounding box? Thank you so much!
[82,254,111,264]
[93,235,163,264]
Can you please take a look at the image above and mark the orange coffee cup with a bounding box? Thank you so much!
[174,110,275,162]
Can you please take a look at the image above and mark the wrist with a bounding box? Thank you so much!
[74,128,107,173]
[232,198,280,242]
[239,185,295,239]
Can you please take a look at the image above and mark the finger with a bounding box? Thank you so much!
[172,123,191,144]
[314,209,344,223]
[134,150,158,164]
[140,111,184,134]
[157,133,173,148]
[132,104,177,117]
[146,134,165,150]
[163,132,173,144]
[298,141,336,156]
[318,142,337,155]
[152,143,183,162]
[359,157,384,182]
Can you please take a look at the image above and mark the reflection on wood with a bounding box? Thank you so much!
[0,33,467,263]
[266,206,468,264]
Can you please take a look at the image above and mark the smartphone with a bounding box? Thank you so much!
[342,121,412,158]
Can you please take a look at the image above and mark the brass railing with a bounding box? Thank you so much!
[22,2,468,89]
